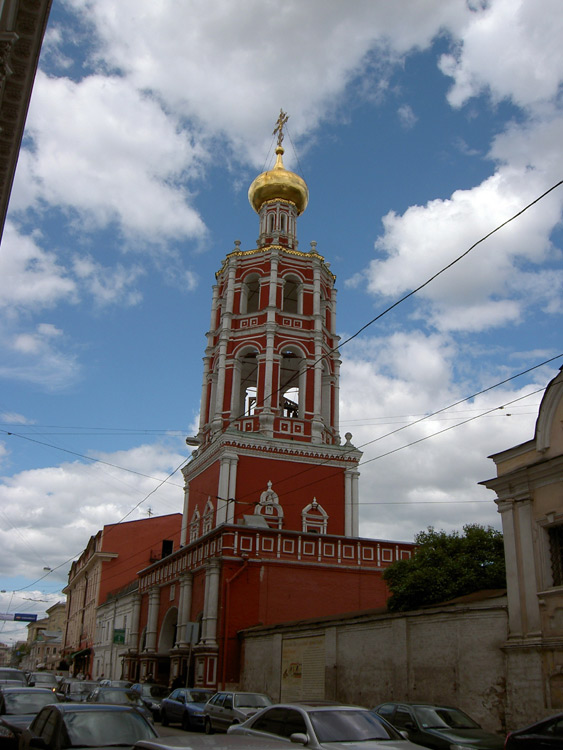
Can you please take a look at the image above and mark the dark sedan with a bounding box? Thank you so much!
[19,703,158,750]
[373,702,504,750]
[86,686,154,723]
[505,712,563,747]
[160,688,215,730]
[0,687,59,750]
[130,684,170,721]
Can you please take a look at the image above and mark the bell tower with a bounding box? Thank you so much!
[181,112,361,544]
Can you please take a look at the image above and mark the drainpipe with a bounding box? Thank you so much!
[220,556,249,689]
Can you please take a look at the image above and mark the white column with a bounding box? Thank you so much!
[516,498,542,635]
[227,455,238,524]
[268,255,279,308]
[177,573,193,647]
[344,470,353,537]
[351,470,360,537]
[129,593,141,652]
[180,483,190,546]
[216,452,238,525]
[203,560,221,647]
[333,358,341,440]
[145,587,160,652]
[497,500,523,637]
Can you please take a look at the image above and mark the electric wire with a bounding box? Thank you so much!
[3,180,562,604]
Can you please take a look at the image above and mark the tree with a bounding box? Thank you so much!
[383,524,506,612]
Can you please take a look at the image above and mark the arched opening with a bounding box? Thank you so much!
[282,275,300,314]
[233,347,260,417]
[279,347,305,418]
[241,273,261,314]
[158,607,178,652]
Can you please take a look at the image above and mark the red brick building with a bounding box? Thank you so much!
[123,125,415,689]
[62,514,181,677]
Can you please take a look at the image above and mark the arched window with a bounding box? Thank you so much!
[202,498,214,534]
[241,273,261,314]
[280,213,287,233]
[279,348,304,418]
[254,480,284,529]
[190,507,200,542]
[233,347,259,418]
[267,213,275,233]
[302,498,328,534]
[282,275,300,314]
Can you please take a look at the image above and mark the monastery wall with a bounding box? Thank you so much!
[240,594,508,733]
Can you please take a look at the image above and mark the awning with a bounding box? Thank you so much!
[69,648,91,660]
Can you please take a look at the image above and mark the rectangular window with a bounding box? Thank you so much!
[549,525,563,586]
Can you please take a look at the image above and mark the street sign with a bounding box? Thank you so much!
[0,613,38,621]
[14,613,38,621]
[113,628,125,644]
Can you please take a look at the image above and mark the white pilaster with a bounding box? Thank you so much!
[145,586,160,652]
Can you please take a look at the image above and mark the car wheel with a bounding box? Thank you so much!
[182,713,192,732]
[161,710,169,727]
[204,717,214,734]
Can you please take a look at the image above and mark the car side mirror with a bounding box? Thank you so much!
[289,733,308,745]
[400,730,409,740]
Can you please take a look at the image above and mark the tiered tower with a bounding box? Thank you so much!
[181,112,361,544]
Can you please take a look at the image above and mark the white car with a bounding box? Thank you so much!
[228,702,425,750]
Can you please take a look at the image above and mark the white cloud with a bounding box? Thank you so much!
[0,223,76,312]
[397,104,417,129]
[339,333,548,541]
[0,443,185,583]
[358,137,563,332]
[14,73,207,244]
[72,256,145,307]
[439,0,563,108]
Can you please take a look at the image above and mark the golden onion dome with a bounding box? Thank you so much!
[248,146,309,215]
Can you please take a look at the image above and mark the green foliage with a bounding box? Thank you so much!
[383,524,506,612]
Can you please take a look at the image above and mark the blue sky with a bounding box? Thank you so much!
[1,0,562,643]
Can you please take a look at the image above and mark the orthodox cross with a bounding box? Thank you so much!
[273,109,289,147]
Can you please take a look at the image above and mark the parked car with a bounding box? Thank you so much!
[85,686,154,723]
[505,712,563,747]
[229,702,424,749]
[0,668,27,687]
[130,683,170,721]
[160,688,215,730]
[100,680,133,688]
[373,702,504,749]
[134,734,294,750]
[203,691,271,733]
[27,672,58,692]
[58,679,99,702]
[0,687,59,750]
[19,702,158,750]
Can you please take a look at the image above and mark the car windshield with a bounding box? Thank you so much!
[234,694,271,708]
[98,691,141,706]
[71,683,98,695]
[310,710,400,743]
[187,691,214,704]
[63,710,156,747]
[0,670,26,685]
[32,675,57,685]
[3,692,56,715]
[413,706,480,730]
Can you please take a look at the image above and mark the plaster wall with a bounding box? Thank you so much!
[240,598,508,733]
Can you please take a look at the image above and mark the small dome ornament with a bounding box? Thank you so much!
[248,110,309,216]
